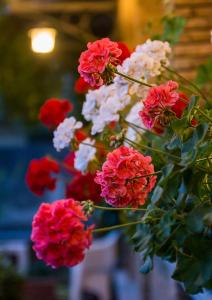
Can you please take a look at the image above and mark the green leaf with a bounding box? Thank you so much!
[151,185,164,204]
[131,224,153,253]
[171,117,188,136]
[140,256,153,274]
[166,134,182,151]
[176,179,187,206]
[156,210,177,241]
[159,16,186,45]
[186,204,212,234]
[172,236,212,294]
[186,95,198,121]
[180,123,209,166]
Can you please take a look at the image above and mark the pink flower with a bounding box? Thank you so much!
[139,81,181,132]
[95,146,156,208]
[31,199,93,268]
[78,38,122,87]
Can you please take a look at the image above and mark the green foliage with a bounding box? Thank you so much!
[196,57,212,86]
[0,259,24,300]
[153,16,186,45]
[126,92,212,294]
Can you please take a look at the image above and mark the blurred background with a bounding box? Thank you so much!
[0,0,212,299]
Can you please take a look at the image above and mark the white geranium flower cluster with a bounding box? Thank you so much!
[53,117,82,152]
[125,102,145,142]
[115,39,171,96]
[74,138,96,173]
[82,83,130,135]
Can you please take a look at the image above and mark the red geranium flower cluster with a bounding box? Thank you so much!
[39,98,73,128]
[78,38,122,87]
[66,172,101,203]
[26,157,59,196]
[75,42,130,93]
[74,76,94,94]
[117,41,131,64]
[31,199,93,268]
[95,146,156,208]
[139,81,192,133]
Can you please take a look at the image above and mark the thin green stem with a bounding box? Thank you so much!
[163,65,210,105]
[114,69,152,88]
[125,137,180,161]
[196,107,212,123]
[124,120,163,138]
[93,220,143,233]
[179,96,212,123]
[130,171,162,180]
[196,157,212,162]
[195,165,212,174]
[94,205,146,211]
[81,142,109,151]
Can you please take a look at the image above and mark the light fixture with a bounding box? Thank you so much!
[28,27,57,54]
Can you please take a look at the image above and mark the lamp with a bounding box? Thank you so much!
[28,27,57,54]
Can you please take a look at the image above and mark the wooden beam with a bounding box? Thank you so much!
[7,1,115,14]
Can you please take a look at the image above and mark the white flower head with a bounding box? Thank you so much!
[83,84,130,135]
[125,102,145,142]
[115,39,171,97]
[74,138,96,173]
[53,117,82,152]
[136,39,171,68]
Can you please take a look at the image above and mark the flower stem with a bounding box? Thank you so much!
[124,119,163,138]
[114,69,152,88]
[163,65,210,105]
[131,171,162,180]
[196,157,212,162]
[125,137,180,161]
[196,107,212,123]
[93,220,143,233]
[179,96,212,123]
[94,205,146,211]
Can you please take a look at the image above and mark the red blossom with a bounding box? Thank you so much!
[75,129,88,143]
[172,93,189,118]
[117,41,131,64]
[66,172,101,203]
[74,76,92,94]
[39,98,73,128]
[31,199,93,268]
[26,157,59,196]
[78,38,122,87]
[63,152,79,175]
[139,81,194,133]
[95,146,156,208]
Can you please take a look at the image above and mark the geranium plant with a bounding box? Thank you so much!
[26,38,212,294]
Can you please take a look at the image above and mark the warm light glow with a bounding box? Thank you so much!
[29,28,56,53]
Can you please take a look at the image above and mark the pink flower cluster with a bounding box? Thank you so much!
[139,81,191,133]
[78,38,122,87]
[31,199,93,268]
[95,146,156,208]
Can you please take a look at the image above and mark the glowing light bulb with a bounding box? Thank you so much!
[29,28,57,54]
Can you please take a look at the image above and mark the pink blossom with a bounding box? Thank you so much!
[78,38,122,87]
[139,81,181,132]
[95,146,156,208]
[31,199,93,268]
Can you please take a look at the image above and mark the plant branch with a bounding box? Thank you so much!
[163,65,210,105]
[93,220,143,233]
[94,205,146,211]
[114,69,152,88]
